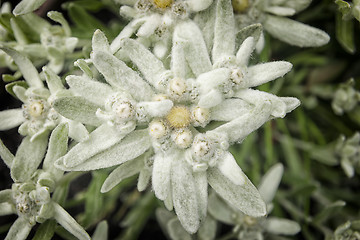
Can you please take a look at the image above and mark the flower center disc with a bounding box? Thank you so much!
[153,0,173,9]
[166,106,191,128]
[232,0,250,13]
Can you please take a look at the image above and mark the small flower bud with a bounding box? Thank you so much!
[168,77,187,97]
[153,0,173,9]
[191,106,210,127]
[172,128,193,149]
[149,120,168,139]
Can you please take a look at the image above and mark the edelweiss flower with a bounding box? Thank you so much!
[0,124,90,240]
[111,0,213,58]
[197,0,329,48]
[0,47,88,142]
[335,132,360,178]
[331,78,360,116]
[208,164,301,240]
[55,0,299,233]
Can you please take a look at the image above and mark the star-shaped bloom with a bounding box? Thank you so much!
[0,124,90,240]
[111,0,213,59]
[208,164,301,240]
[0,47,88,142]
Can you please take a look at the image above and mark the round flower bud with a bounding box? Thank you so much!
[113,101,135,120]
[172,128,193,149]
[192,134,213,158]
[191,106,210,127]
[149,120,168,139]
[166,106,191,128]
[168,78,187,97]
[232,0,250,13]
[230,68,244,86]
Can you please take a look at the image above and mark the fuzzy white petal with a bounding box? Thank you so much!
[207,167,267,217]
[211,98,252,121]
[152,151,173,200]
[247,61,292,87]
[264,217,301,235]
[236,37,255,67]
[0,109,25,131]
[258,163,284,204]
[216,151,246,185]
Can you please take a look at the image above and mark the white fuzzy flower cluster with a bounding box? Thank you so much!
[50,0,304,233]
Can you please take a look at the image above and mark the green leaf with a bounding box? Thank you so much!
[13,0,47,16]
[336,12,355,54]
[335,0,352,20]
[43,66,65,94]
[236,23,263,51]
[5,80,28,98]
[313,201,346,224]
[32,220,56,240]
[167,218,192,240]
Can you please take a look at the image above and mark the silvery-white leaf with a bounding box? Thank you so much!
[258,163,284,204]
[66,75,114,106]
[43,66,65,94]
[68,120,89,142]
[0,189,12,204]
[137,168,151,192]
[235,89,289,118]
[120,38,166,87]
[13,0,46,16]
[110,18,146,54]
[216,151,246,185]
[43,123,68,180]
[57,129,150,171]
[0,109,25,131]
[265,6,296,16]
[47,11,71,36]
[136,14,161,37]
[280,97,301,114]
[13,86,27,103]
[165,189,173,211]
[61,124,127,168]
[198,216,217,240]
[174,21,212,76]
[0,46,43,88]
[152,151,173,200]
[236,37,255,67]
[11,133,49,182]
[210,100,272,143]
[193,3,216,52]
[198,89,223,108]
[10,18,28,45]
[0,139,14,168]
[197,68,231,93]
[208,192,235,225]
[53,96,103,126]
[167,218,192,240]
[264,15,330,47]
[207,167,267,217]
[92,221,108,240]
[186,0,213,12]
[101,155,144,192]
[193,171,208,222]
[171,151,200,234]
[273,0,312,12]
[211,98,252,121]
[171,35,187,79]
[212,0,235,64]
[247,61,292,87]
[74,59,93,78]
[92,51,154,101]
[264,217,301,235]
[5,217,32,240]
[137,100,173,117]
[341,158,355,178]
[92,29,110,53]
[0,202,15,216]
[53,202,91,240]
